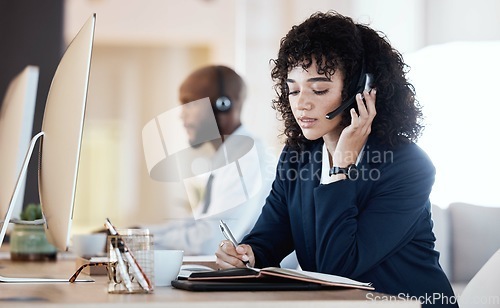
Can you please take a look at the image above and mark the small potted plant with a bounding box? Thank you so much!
[10,203,57,261]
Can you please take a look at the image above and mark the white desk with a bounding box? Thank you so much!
[0,257,420,307]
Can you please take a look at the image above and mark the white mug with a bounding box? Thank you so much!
[154,250,183,287]
[71,233,107,257]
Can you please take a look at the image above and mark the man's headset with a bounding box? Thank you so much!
[214,66,232,112]
[325,61,373,120]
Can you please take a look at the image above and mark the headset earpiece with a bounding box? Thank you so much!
[214,66,232,112]
[325,60,372,120]
[215,96,232,112]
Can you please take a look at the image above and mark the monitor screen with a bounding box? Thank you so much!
[0,66,38,230]
[39,14,95,251]
[0,14,95,283]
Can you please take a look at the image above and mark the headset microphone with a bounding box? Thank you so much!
[325,63,373,120]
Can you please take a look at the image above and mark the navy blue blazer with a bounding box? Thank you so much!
[242,137,457,307]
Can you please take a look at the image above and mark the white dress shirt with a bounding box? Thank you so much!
[146,125,276,255]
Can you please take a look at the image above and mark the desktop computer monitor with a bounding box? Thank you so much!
[0,66,38,229]
[0,14,95,283]
[38,13,95,251]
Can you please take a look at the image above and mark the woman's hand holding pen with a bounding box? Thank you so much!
[215,241,255,269]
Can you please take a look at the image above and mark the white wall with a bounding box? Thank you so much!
[425,0,500,45]
[65,0,500,233]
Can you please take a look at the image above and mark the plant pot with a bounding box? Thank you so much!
[10,224,57,261]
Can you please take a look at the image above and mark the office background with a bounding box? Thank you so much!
[1,0,499,234]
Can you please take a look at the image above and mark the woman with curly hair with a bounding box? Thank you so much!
[216,11,456,307]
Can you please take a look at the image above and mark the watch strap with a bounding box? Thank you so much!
[329,164,357,179]
[329,166,347,177]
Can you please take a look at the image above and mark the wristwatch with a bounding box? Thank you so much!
[329,164,358,180]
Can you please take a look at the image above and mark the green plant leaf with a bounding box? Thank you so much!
[20,203,43,221]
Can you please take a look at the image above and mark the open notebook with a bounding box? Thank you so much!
[173,266,374,291]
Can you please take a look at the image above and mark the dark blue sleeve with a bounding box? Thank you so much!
[241,149,294,268]
[313,144,435,278]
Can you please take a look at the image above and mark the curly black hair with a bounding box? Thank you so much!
[271,11,423,149]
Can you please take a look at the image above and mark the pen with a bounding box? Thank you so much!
[109,237,134,291]
[105,218,153,292]
[219,220,251,268]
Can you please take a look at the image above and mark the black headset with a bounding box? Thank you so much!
[325,60,373,120]
[326,25,373,120]
[214,66,232,112]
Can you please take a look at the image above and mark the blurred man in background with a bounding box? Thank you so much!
[146,65,275,255]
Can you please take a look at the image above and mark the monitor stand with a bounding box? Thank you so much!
[0,132,92,283]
